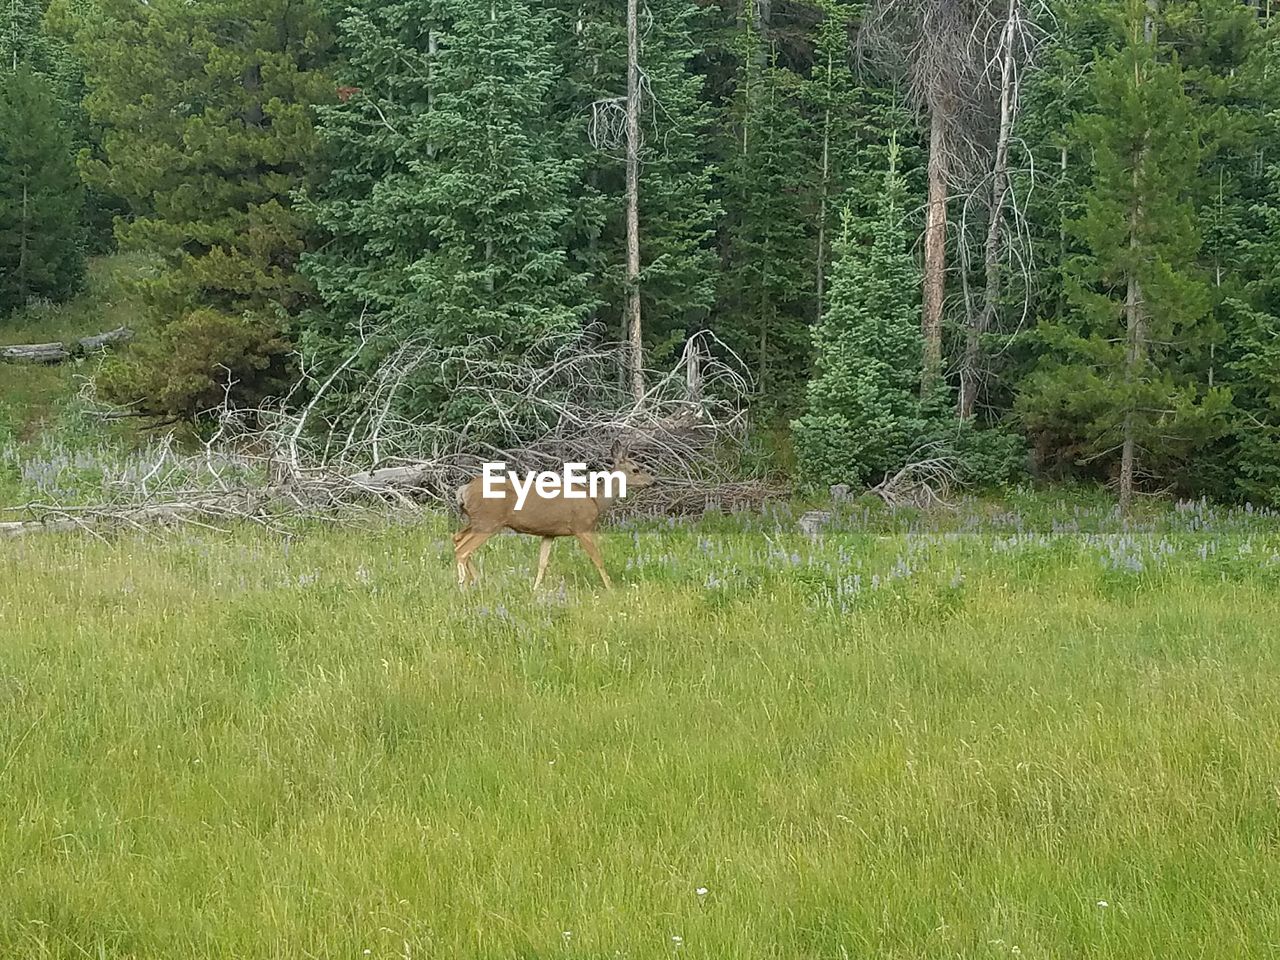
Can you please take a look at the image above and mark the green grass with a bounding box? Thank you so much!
[4,504,1280,958]
[1,253,155,441]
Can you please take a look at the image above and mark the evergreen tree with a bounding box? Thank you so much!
[554,0,720,366]
[792,140,923,487]
[1,0,66,80]
[0,66,85,316]
[720,14,817,404]
[302,0,592,423]
[1018,0,1230,508]
[1220,18,1280,504]
[623,0,721,361]
[70,0,334,419]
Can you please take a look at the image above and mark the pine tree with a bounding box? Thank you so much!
[720,11,817,405]
[568,0,720,367]
[1220,17,1280,504]
[792,140,923,487]
[1018,0,1230,509]
[626,0,720,362]
[301,0,592,423]
[2,0,65,79]
[0,66,85,316]
[70,0,334,419]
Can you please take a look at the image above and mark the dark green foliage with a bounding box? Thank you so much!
[69,0,334,420]
[13,0,1280,508]
[1018,0,1231,495]
[720,15,818,403]
[1218,21,1280,504]
[548,0,720,364]
[792,143,922,487]
[301,0,593,423]
[0,67,85,316]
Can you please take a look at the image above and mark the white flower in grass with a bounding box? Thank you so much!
[1096,900,1109,909]
[695,887,708,897]
[671,935,683,945]
[562,930,573,941]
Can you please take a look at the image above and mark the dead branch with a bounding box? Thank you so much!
[2,327,764,536]
[870,446,963,510]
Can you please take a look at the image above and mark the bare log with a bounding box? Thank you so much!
[77,326,133,353]
[2,342,70,364]
[2,326,134,365]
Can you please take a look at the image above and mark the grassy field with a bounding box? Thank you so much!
[3,496,1280,958]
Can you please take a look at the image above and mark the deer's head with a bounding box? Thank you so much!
[610,440,655,491]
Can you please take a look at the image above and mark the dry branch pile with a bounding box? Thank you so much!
[2,329,775,537]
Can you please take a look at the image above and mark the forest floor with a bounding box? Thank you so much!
[3,497,1280,958]
[0,254,151,441]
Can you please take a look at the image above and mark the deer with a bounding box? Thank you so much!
[452,443,655,590]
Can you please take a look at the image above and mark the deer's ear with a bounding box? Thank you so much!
[609,439,625,463]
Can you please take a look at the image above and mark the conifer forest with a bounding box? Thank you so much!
[11,5,1280,959]
[3,0,1280,508]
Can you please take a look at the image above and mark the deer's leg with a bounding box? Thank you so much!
[574,531,613,589]
[452,526,471,584]
[454,529,493,588]
[532,536,555,590]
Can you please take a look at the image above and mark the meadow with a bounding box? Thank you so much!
[3,494,1280,958]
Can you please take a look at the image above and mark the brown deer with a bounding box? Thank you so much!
[452,443,655,589]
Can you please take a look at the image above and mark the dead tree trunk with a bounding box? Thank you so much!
[959,0,1019,419]
[2,327,132,364]
[921,102,948,395]
[815,50,833,324]
[18,182,30,304]
[624,0,645,405]
[1120,0,1157,514]
[1120,193,1146,515]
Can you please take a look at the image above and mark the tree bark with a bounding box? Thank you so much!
[815,52,832,324]
[959,0,1018,419]
[1121,0,1157,514]
[2,328,133,364]
[18,181,29,305]
[1120,267,1144,515]
[2,343,70,364]
[921,102,948,396]
[624,0,644,405]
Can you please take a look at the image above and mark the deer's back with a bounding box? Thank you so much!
[458,477,605,536]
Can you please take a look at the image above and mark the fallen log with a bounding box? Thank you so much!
[0,502,216,538]
[1,326,134,365]
[0,470,438,539]
[78,326,133,352]
[2,342,71,364]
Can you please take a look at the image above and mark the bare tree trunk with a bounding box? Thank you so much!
[242,63,264,128]
[1120,264,1144,515]
[959,0,1018,419]
[426,28,438,157]
[1121,0,1157,514]
[921,102,948,395]
[18,181,29,304]
[624,0,644,405]
[815,52,832,324]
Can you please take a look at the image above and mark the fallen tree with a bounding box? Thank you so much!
[1,326,133,365]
